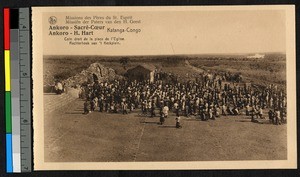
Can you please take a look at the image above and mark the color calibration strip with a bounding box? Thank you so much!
[4,7,13,173]
[4,7,32,173]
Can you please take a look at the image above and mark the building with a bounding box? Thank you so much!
[247,54,265,59]
[126,64,156,83]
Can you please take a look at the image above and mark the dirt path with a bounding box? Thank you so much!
[184,60,205,73]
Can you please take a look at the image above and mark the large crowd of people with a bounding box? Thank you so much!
[80,70,287,125]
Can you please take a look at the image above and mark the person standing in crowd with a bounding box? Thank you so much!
[174,101,180,117]
[268,110,274,124]
[76,70,286,127]
[275,109,281,125]
[214,105,220,118]
[150,101,156,117]
[221,104,227,116]
[175,116,182,128]
[110,101,115,113]
[280,109,286,124]
[129,102,135,113]
[208,105,215,120]
[163,104,169,118]
[258,106,263,119]
[160,113,165,125]
[98,97,102,112]
[245,104,250,116]
[55,81,64,95]
[121,101,128,114]
[83,100,90,114]
[142,100,147,115]
[251,106,256,122]
[92,97,98,112]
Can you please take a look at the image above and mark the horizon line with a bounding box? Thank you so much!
[44,52,286,57]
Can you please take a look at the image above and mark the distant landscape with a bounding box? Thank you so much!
[43,53,286,89]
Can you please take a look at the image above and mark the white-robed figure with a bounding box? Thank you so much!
[55,81,63,94]
[162,105,169,118]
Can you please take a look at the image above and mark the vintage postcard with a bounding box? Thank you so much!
[32,6,296,170]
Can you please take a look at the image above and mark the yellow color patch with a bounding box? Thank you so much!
[5,50,11,91]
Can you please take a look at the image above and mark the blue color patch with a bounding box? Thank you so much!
[6,133,13,173]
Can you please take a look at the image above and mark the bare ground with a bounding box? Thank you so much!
[44,96,287,162]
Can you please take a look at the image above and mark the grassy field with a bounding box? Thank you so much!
[188,54,286,87]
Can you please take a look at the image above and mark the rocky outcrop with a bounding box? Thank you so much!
[62,63,122,87]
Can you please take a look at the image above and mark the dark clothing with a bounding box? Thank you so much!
[160,115,165,125]
[84,102,89,114]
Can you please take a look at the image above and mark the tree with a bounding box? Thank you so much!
[120,57,129,70]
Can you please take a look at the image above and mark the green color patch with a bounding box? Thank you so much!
[5,92,12,133]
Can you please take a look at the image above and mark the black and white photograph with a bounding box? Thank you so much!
[32,6,296,170]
